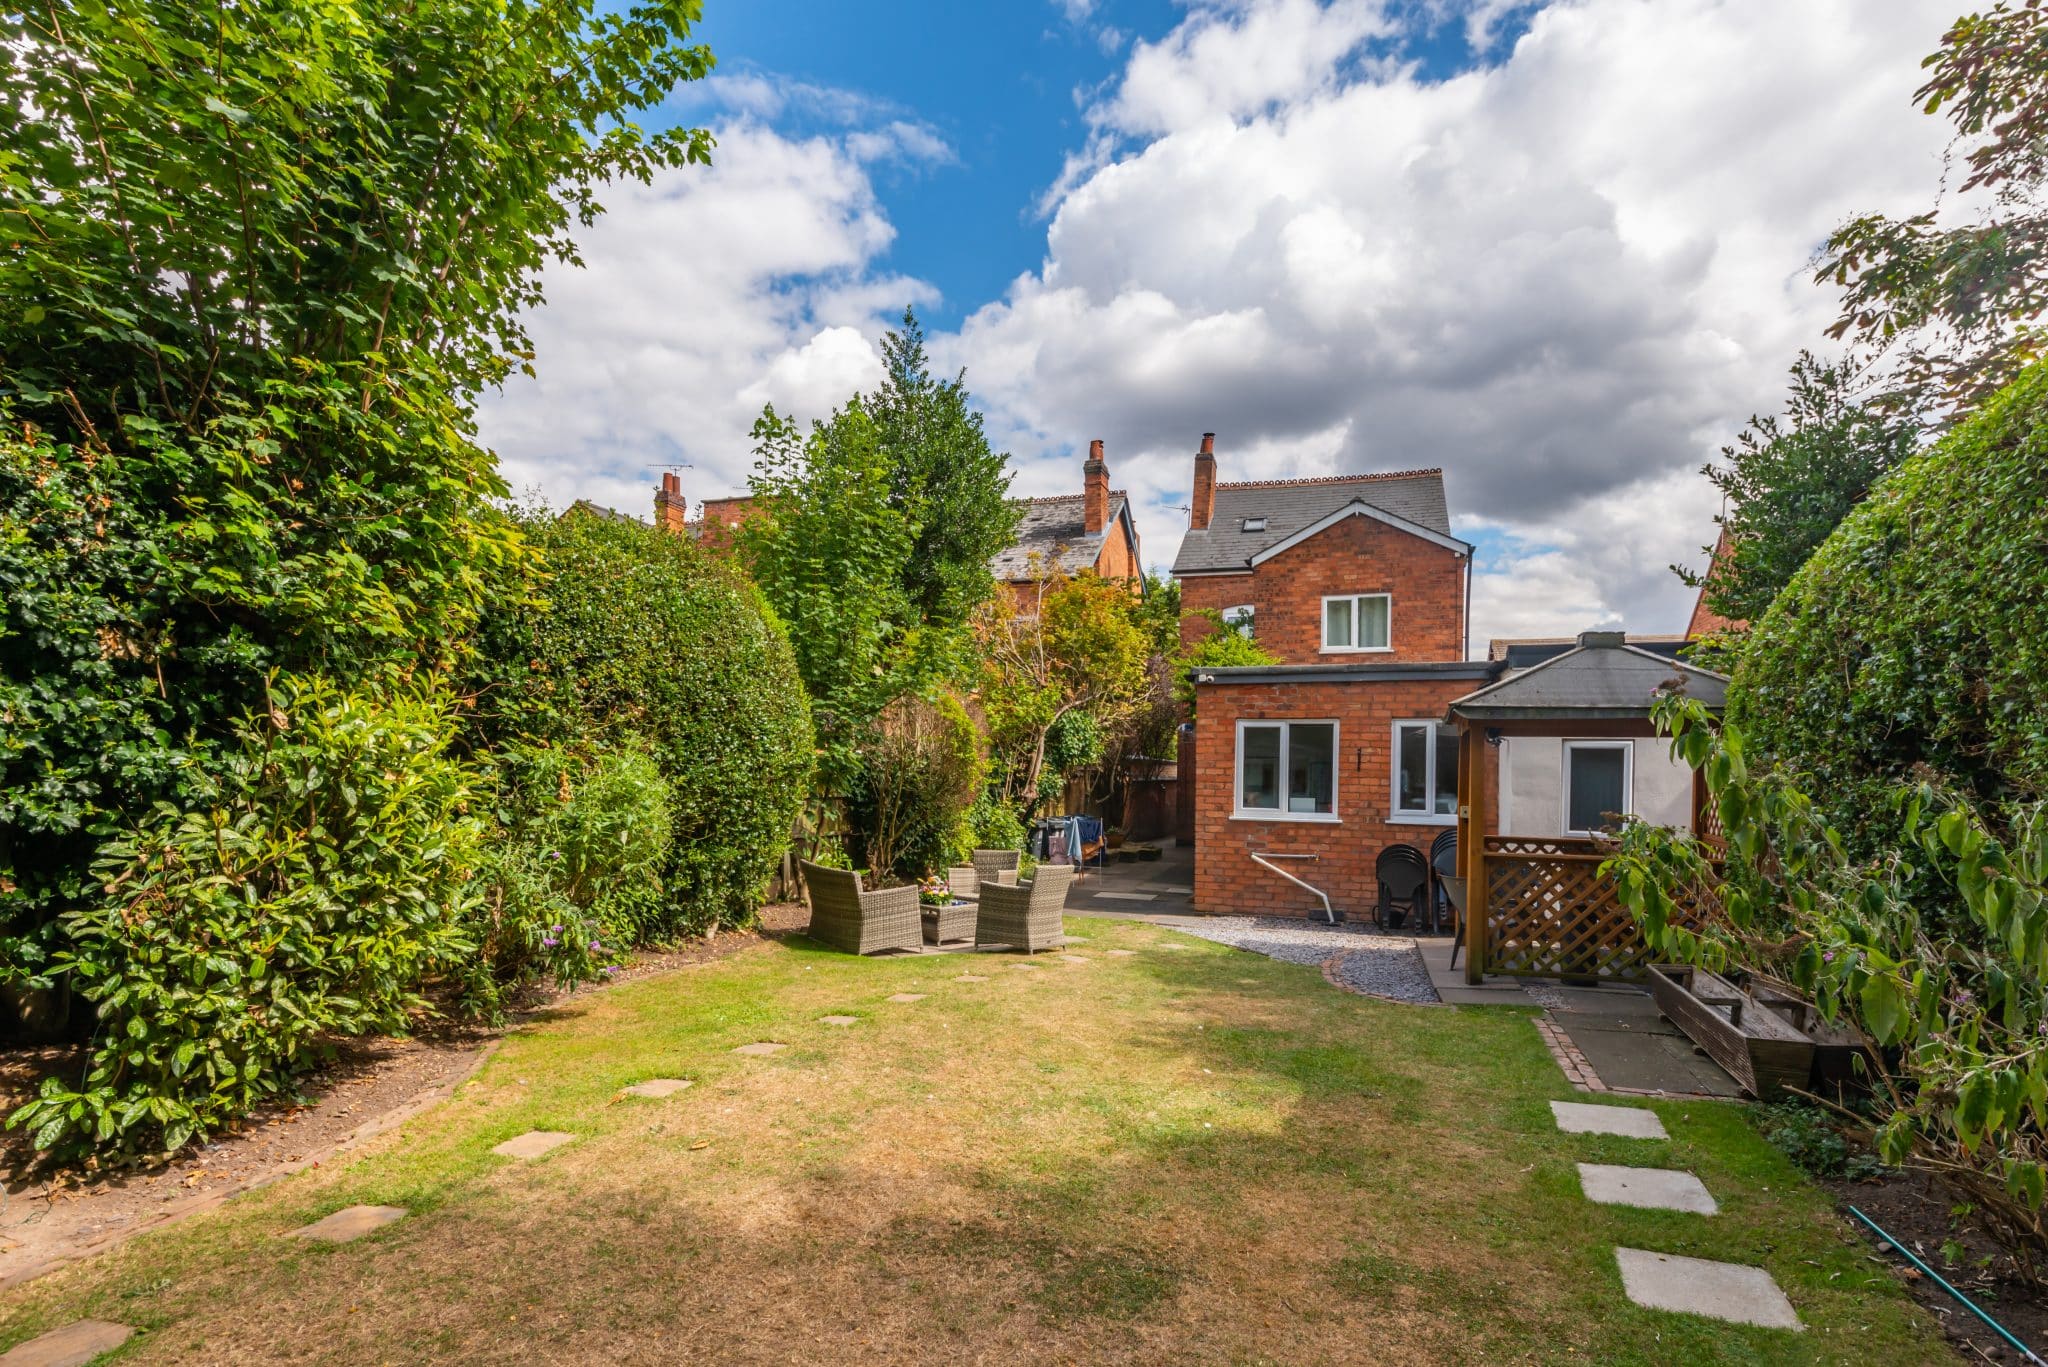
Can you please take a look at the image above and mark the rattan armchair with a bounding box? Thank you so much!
[971,848,1022,885]
[974,864,1076,954]
[801,861,921,955]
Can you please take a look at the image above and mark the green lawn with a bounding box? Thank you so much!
[0,920,1949,1364]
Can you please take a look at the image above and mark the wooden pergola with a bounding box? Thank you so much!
[1445,633,1727,986]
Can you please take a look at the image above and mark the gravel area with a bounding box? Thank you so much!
[1171,917,1442,1005]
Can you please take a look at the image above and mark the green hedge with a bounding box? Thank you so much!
[471,509,813,932]
[1728,363,2048,846]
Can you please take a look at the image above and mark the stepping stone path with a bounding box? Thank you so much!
[1105,949,1136,957]
[0,1319,133,1367]
[733,1042,787,1056]
[622,1078,692,1098]
[887,993,927,1004]
[1011,962,1042,970]
[1577,1163,1718,1215]
[956,974,988,982]
[290,1205,407,1243]
[1060,954,1090,964]
[819,1015,859,1026]
[1615,1249,1802,1330]
[493,1131,575,1160]
[1550,1100,1667,1139]
[1547,1102,1801,1329]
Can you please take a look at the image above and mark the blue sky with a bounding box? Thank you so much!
[682,2,1535,331]
[480,0,1953,647]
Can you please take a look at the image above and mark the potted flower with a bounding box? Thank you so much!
[919,874,975,946]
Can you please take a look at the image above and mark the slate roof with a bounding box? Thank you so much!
[989,492,1133,581]
[1487,634,1690,668]
[1448,632,1728,720]
[1171,470,1454,574]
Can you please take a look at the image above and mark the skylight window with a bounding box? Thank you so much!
[1240,516,1267,533]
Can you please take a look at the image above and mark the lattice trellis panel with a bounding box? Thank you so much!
[1482,837,1675,981]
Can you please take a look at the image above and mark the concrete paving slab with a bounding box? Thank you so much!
[1060,954,1090,963]
[289,1205,407,1243]
[1093,892,1156,901]
[493,1130,575,1160]
[1551,1101,1668,1139]
[1615,1248,1801,1329]
[1555,997,1743,1097]
[887,993,927,1003]
[733,1042,786,1056]
[1580,1163,1716,1214]
[818,1015,859,1026]
[0,1320,133,1366]
[622,1079,692,1098]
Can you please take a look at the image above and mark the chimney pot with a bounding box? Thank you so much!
[654,474,687,534]
[1200,432,1215,455]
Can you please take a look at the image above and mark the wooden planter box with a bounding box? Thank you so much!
[1744,974,1872,1092]
[1648,964,1815,1099]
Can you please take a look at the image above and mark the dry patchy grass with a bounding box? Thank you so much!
[0,920,1952,1365]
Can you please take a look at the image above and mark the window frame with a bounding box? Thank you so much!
[1222,603,1256,636]
[1390,719,1460,826]
[1232,718,1341,823]
[1562,740,1634,837]
[1320,592,1393,653]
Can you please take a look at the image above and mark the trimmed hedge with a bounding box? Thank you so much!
[1728,363,2048,844]
[471,509,813,932]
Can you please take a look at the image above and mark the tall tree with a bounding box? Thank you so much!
[1819,1,2048,414]
[1679,354,1919,628]
[869,308,1022,629]
[1,0,715,952]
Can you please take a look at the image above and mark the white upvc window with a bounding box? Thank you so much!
[1322,593,1391,652]
[1563,740,1634,836]
[1234,720,1338,821]
[1222,603,1256,635]
[1392,720,1459,824]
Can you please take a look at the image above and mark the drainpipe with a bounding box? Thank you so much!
[1249,850,1336,924]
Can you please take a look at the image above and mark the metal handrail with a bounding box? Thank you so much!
[1249,850,1335,924]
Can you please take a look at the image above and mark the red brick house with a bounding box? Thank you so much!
[1171,434,1497,918]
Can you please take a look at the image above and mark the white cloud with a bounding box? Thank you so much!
[953,0,1959,645]
[475,120,932,520]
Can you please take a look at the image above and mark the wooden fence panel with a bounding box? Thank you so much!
[1482,836,1661,981]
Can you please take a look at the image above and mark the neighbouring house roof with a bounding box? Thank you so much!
[1486,634,1689,668]
[1190,660,1502,688]
[1448,630,1727,721]
[567,499,644,525]
[1172,469,1456,575]
[1687,529,1746,638]
[989,492,1135,582]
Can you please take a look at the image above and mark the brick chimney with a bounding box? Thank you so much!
[1084,439,1109,535]
[1190,432,1217,531]
[653,471,686,534]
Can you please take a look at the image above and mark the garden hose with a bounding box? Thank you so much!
[1848,1205,2044,1364]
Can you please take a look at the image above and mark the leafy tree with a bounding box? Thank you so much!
[1678,354,1918,628]
[870,310,1022,627]
[1819,2,2048,413]
[1,0,714,974]
[1173,615,1280,711]
[975,571,1151,813]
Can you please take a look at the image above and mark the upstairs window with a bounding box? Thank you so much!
[1393,721,1459,822]
[1236,720,1337,819]
[1240,516,1267,533]
[1322,593,1391,651]
[1564,741,1632,835]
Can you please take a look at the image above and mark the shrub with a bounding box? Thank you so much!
[1753,1101,1888,1182]
[9,677,480,1158]
[968,790,1028,855]
[469,508,813,933]
[847,692,985,881]
[468,741,673,1004]
[1727,364,2048,851]
[1173,617,1279,710]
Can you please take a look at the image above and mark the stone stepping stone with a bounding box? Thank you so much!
[1060,954,1090,963]
[622,1078,692,1098]
[493,1130,575,1160]
[819,1015,860,1026]
[1094,891,1156,901]
[733,1042,787,1056]
[886,993,927,1004]
[1579,1163,1717,1215]
[289,1205,407,1243]
[1615,1248,1801,1329]
[0,1319,134,1367]
[1011,962,1043,971]
[1551,1100,1667,1140]
[1105,949,1136,957]
[956,974,988,982]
